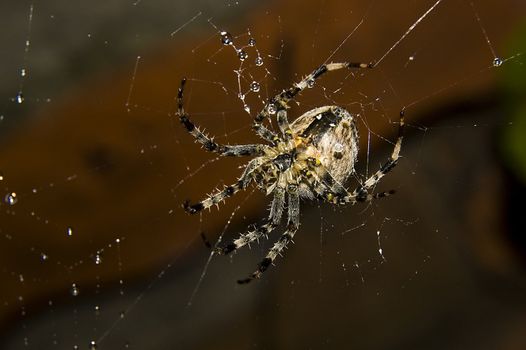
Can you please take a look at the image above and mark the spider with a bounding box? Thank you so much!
[178,61,404,284]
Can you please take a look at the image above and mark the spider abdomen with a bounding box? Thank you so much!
[291,106,359,184]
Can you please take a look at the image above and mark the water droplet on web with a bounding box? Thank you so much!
[73,345,79,349]
[15,93,24,104]
[5,192,17,205]
[94,253,102,265]
[70,283,79,296]
[0,172,4,181]
[267,103,277,114]
[255,56,264,66]
[248,38,256,46]
[89,340,97,350]
[307,79,315,88]
[237,50,248,61]
[220,31,233,45]
[20,68,26,77]
[493,57,503,67]
[66,227,73,236]
[250,81,260,92]
[40,253,48,261]
[94,305,100,315]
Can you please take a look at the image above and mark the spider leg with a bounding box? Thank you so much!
[254,61,372,127]
[177,78,266,157]
[343,110,405,203]
[276,109,293,140]
[183,156,265,214]
[216,179,286,255]
[238,184,300,284]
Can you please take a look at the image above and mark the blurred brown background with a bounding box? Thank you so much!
[1,0,526,349]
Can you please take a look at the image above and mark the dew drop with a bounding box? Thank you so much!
[94,253,102,265]
[493,57,503,67]
[15,92,24,104]
[248,38,256,46]
[0,172,3,181]
[66,227,73,236]
[20,68,26,77]
[89,340,97,350]
[70,283,79,296]
[255,56,264,66]
[220,31,233,45]
[73,345,79,350]
[40,253,48,261]
[5,192,17,205]
[94,305,100,315]
[250,81,260,92]
[237,49,248,61]
[267,103,277,115]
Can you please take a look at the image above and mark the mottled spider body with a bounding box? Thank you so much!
[178,61,404,283]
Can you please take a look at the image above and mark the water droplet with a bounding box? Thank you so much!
[15,93,24,104]
[19,274,24,282]
[333,143,344,153]
[94,253,102,265]
[66,227,73,236]
[94,305,100,315]
[40,253,48,261]
[267,103,277,115]
[255,56,264,66]
[237,50,248,61]
[70,283,79,296]
[493,57,503,67]
[119,311,125,319]
[20,68,26,77]
[115,238,121,243]
[248,38,256,46]
[73,345,79,350]
[307,79,315,88]
[5,192,17,205]
[0,172,3,181]
[220,31,232,45]
[89,340,97,350]
[250,81,260,92]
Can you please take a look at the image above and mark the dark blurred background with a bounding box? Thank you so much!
[1,0,526,349]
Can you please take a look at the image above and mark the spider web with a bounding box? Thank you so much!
[0,0,524,349]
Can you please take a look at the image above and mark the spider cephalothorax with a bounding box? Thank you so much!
[178,61,404,283]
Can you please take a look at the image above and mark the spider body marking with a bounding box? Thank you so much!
[178,61,404,283]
